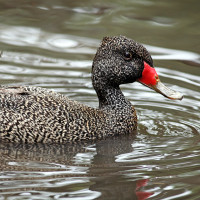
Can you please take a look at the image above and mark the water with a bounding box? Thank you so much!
[0,0,200,199]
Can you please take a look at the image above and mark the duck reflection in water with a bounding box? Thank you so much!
[0,134,153,199]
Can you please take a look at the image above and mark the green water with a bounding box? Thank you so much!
[0,0,199,199]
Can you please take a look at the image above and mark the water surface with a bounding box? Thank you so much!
[0,0,200,199]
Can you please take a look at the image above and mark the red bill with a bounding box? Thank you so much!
[138,62,183,100]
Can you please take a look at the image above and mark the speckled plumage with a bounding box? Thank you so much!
[0,36,153,143]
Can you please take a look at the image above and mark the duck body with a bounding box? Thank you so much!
[0,36,182,143]
[0,85,136,143]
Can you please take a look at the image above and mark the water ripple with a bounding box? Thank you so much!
[0,24,98,54]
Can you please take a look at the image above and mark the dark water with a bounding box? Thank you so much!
[0,0,200,199]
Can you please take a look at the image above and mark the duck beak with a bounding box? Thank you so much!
[137,62,183,100]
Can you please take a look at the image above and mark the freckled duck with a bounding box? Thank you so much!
[0,36,183,143]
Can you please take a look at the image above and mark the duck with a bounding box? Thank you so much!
[0,36,183,143]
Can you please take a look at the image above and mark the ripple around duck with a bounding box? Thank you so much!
[137,104,200,137]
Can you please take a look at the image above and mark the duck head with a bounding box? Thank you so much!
[92,36,183,101]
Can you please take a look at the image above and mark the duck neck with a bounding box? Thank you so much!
[95,85,130,109]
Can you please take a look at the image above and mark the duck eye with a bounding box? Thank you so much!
[124,51,132,61]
